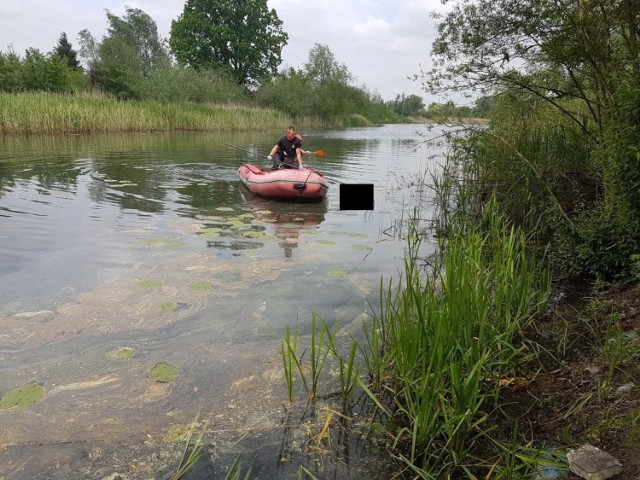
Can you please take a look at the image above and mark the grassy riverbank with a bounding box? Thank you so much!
[276,90,639,477]
[0,92,328,134]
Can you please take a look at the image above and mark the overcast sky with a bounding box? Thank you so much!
[0,0,451,103]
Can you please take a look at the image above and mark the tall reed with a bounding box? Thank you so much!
[0,92,326,134]
[362,197,550,475]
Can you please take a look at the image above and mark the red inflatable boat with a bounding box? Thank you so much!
[237,164,329,200]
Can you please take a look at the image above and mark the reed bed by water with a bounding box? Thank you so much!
[0,92,298,134]
[280,193,551,477]
[367,200,550,476]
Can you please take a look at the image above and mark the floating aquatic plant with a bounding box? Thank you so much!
[350,245,371,251]
[139,279,161,288]
[0,383,45,409]
[230,222,251,231]
[109,347,136,360]
[140,237,185,249]
[253,266,272,274]
[148,362,179,383]
[190,281,213,291]
[199,228,221,238]
[242,231,265,238]
[160,302,179,312]
[316,240,336,246]
[326,270,348,278]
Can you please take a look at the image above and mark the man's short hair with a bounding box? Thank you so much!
[288,125,296,132]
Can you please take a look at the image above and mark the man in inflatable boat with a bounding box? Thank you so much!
[267,125,305,170]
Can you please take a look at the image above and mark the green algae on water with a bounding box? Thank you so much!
[229,222,251,231]
[139,279,161,288]
[350,245,372,251]
[317,240,336,246]
[140,237,185,249]
[0,383,45,409]
[148,362,179,383]
[199,228,222,238]
[109,347,136,360]
[242,231,266,238]
[327,270,348,278]
[190,281,213,291]
[253,266,273,274]
[160,302,179,312]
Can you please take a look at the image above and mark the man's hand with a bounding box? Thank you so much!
[298,165,304,170]
[267,155,273,161]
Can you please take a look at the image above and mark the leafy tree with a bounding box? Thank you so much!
[429,0,640,279]
[169,0,288,88]
[257,44,395,124]
[105,7,170,77]
[428,0,640,135]
[55,32,80,70]
[390,93,425,117]
[97,37,143,99]
[79,7,169,98]
[256,68,315,123]
[303,43,353,85]
[142,64,248,103]
[0,48,23,91]
[21,48,83,92]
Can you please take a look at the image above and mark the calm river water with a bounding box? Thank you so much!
[0,124,443,479]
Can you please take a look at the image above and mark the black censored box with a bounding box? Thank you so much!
[339,184,374,210]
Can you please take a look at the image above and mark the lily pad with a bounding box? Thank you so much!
[195,214,224,221]
[160,302,179,312]
[348,233,368,238]
[253,266,273,274]
[139,279,161,288]
[147,362,179,383]
[317,240,336,246]
[242,231,266,238]
[350,245,372,251]
[199,228,221,238]
[109,347,136,360]
[229,222,251,231]
[140,237,186,249]
[190,281,213,291]
[327,270,348,278]
[0,383,45,409]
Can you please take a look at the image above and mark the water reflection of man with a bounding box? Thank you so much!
[248,201,327,258]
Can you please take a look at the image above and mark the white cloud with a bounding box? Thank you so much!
[0,0,443,102]
[353,16,391,36]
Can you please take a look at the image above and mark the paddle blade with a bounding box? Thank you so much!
[313,150,326,157]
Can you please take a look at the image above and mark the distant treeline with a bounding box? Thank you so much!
[0,4,493,129]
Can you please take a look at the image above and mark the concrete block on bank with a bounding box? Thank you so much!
[567,444,622,480]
